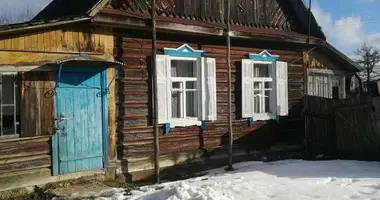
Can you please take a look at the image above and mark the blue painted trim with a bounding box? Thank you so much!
[248,117,254,127]
[52,133,59,176]
[248,50,279,61]
[164,44,204,58]
[163,123,171,135]
[101,70,108,168]
[201,120,206,131]
[249,55,278,62]
[52,69,59,176]
[272,115,280,124]
[164,50,204,58]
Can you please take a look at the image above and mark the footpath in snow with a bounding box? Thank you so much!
[66,160,380,200]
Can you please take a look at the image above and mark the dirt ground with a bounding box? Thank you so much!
[52,180,110,198]
[0,175,133,200]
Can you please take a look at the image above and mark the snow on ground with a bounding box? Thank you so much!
[68,160,380,200]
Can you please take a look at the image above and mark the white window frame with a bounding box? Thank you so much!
[169,56,201,127]
[252,61,276,120]
[242,59,288,120]
[0,72,20,138]
[307,69,346,99]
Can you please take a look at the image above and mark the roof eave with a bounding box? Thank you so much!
[0,17,91,35]
[320,42,361,72]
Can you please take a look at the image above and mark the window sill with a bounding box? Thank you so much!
[169,119,201,128]
[253,113,275,121]
[0,134,20,140]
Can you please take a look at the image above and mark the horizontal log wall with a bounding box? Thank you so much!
[116,31,305,171]
[0,136,51,176]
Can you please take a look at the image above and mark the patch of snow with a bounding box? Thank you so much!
[73,160,380,200]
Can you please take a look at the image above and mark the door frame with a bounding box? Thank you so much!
[52,66,108,176]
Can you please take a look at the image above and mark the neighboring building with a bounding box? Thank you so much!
[0,0,359,190]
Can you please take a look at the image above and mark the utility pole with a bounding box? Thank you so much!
[307,0,312,43]
[226,0,233,171]
[151,0,160,183]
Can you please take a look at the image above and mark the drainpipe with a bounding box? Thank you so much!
[151,0,160,183]
[226,0,233,171]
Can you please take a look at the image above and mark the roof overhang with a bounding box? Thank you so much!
[0,17,91,35]
[0,54,125,72]
[54,54,125,68]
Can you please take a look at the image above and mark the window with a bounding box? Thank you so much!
[308,69,346,99]
[0,72,20,137]
[242,59,288,120]
[171,60,198,120]
[253,64,273,114]
[156,55,217,127]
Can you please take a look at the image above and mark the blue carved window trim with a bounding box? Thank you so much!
[164,44,204,58]
[248,50,279,62]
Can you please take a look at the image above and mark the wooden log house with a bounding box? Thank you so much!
[0,0,360,189]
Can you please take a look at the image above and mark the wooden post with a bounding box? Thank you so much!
[226,0,233,171]
[304,0,312,151]
[151,0,160,183]
[307,0,312,43]
[303,51,310,151]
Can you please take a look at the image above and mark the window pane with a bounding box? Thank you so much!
[171,60,196,77]
[254,90,261,113]
[2,75,14,104]
[171,91,182,118]
[265,82,272,89]
[172,82,181,89]
[265,90,270,113]
[2,106,15,135]
[254,64,270,77]
[186,91,197,117]
[186,82,197,89]
[254,82,262,90]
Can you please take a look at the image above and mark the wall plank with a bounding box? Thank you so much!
[0,136,50,174]
[21,72,54,137]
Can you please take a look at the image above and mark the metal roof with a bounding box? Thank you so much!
[33,0,105,20]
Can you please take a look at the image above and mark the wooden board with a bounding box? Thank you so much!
[21,72,54,137]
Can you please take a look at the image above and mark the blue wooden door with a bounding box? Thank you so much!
[53,67,107,175]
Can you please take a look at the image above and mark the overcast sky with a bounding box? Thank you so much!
[1,0,380,59]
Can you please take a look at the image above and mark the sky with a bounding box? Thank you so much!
[305,0,380,58]
[1,0,379,58]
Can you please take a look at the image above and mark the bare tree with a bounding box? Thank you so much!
[355,42,380,92]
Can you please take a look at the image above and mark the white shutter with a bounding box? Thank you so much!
[276,61,288,116]
[156,55,171,124]
[242,59,254,118]
[200,57,217,120]
[340,76,346,99]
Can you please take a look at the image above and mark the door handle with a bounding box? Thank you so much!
[55,116,70,121]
